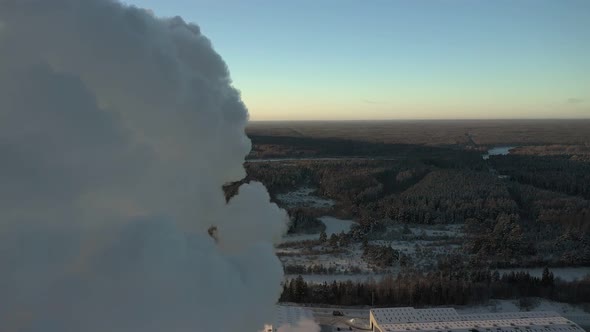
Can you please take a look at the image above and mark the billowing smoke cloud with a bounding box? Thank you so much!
[276,320,322,332]
[0,0,302,331]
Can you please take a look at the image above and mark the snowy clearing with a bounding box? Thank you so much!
[319,216,355,236]
[285,273,390,283]
[279,243,373,273]
[279,216,355,243]
[276,187,335,208]
[482,146,516,160]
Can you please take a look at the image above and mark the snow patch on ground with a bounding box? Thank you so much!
[280,233,321,243]
[482,146,516,160]
[280,223,462,273]
[279,244,370,272]
[319,216,355,236]
[409,224,463,237]
[276,187,335,208]
[369,240,417,254]
[285,273,390,284]
[280,216,355,243]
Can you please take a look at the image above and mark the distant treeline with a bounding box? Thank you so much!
[280,268,590,307]
[247,135,485,169]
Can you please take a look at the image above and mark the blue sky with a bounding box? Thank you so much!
[127,0,590,120]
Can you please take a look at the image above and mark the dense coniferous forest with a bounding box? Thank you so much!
[491,155,590,199]
[279,269,590,307]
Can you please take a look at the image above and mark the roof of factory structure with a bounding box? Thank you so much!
[371,307,462,324]
[265,305,315,331]
[370,307,585,332]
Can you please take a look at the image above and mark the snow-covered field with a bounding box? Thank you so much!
[498,267,590,282]
[408,224,463,237]
[319,216,355,236]
[368,240,416,253]
[280,222,462,273]
[366,223,464,270]
[482,146,516,160]
[285,273,390,283]
[381,223,464,239]
[280,233,320,243]
[369,239,460,255]
[279,243,373,273]
[280,216,355,243]
[284,265,590,284]
[276,187,335,208]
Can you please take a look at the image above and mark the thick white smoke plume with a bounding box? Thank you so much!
[276,320,322,332]
[0,1,312,331]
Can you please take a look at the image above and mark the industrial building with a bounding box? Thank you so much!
[264,305,315,332]
[369,307,585,332]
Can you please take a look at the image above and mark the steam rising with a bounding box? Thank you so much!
[0,0,302,331]
[277,320,322,332]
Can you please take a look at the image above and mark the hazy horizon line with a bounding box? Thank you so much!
[248,117,590,123]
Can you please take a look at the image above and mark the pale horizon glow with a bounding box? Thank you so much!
[129,0,590,121]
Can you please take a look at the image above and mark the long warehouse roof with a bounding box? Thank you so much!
[370,307,585,332]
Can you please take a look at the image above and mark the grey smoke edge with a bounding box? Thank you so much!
[0,0,315,331]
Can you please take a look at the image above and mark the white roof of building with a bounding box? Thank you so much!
[371,307,461,324]
[460,311,559,321]
[370,307,585,332]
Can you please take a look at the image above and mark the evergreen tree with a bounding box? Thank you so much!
[329,233,339,247]
[319,230,327,243]
[541,267,554,287]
